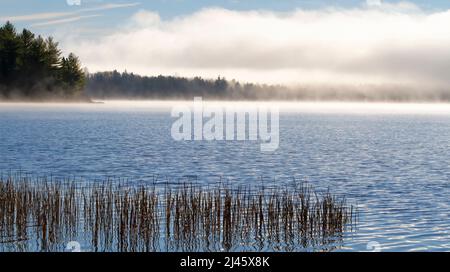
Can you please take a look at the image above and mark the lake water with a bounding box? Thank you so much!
[1,101,450,252]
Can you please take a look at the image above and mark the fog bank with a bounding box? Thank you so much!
[61,2,450,93]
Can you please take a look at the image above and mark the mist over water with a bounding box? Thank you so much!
[3,100,450,114]
[1,101,450,251]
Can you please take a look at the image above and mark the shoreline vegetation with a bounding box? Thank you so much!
[0,175,355,252]
[0,22,86,102]
[3,22,449,103]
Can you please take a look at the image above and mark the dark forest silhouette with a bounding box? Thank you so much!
[87,71,450,101]
[86,71,287,100]
[0,22,85,100]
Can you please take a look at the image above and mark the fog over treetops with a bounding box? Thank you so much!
[3,1,450,101]
[64,3,450,91]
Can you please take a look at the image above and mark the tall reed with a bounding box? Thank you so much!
[0,175,355,252]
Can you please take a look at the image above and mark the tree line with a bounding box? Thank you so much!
[87,70,450,102]
[86,71,290,100]
[0,22,85,100]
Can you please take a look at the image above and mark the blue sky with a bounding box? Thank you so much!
[1,0,450,35]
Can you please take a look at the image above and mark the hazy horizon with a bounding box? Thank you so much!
[1,1,450,91]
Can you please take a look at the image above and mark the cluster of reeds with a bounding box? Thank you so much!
[0,176,355,252]
[0,176,80,252]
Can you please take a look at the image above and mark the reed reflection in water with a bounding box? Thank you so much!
[0,176,355,252]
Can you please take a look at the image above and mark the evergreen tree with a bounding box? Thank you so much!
[60,53,85,96]
[0,22,20,93]
[0,22,85,99]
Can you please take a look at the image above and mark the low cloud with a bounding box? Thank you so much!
[63,3,450,89]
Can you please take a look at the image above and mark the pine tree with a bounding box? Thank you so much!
[0,22,20,94]
[60,53,85,96]
[0,22,85,99]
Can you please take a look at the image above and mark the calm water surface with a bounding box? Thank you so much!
[1,101,450,252]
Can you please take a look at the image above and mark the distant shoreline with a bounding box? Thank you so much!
[0,98,98,104]
[2,98,450,104]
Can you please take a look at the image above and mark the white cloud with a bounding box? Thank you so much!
[67,0,81,6]
[62,4,450,88]
[1,12,73,22]
[31,15,102,27]
[81,3,141,13]
[365,0,420,12]
[366,0,382,7]
[0,3,140,23]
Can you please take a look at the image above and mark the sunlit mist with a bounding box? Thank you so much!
[60,3,450,92]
